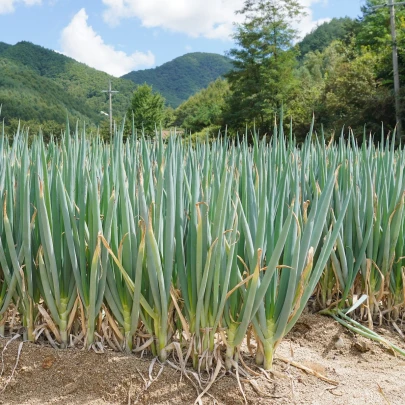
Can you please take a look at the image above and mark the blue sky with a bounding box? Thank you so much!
[0,0,365,76]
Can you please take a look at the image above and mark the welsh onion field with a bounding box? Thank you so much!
[0,120,404,382]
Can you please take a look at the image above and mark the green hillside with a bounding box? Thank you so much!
[0,57,99,125]
[298,17,356,58]
[0,42,11,54]
[0,41,136,125]
[122,52,233,107]
[0,42,233,131]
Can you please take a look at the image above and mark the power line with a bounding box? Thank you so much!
[371,1,405,140]
[101,80,119,137]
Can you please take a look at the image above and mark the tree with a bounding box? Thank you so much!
[357,0,405,49]
[123,53,233,107]
[5,118,66,143]
[298,17,357,59]
[174,79,230,133]
[126,83,166,135]
[224,0,303,133]
[291,40,388,137]
[356,0,405,121]
[321,46,379,134]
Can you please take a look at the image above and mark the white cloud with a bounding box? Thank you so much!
[102,0,331,40]
[102,0,245,40]
[60,8,155,77]
[0,0,41,15]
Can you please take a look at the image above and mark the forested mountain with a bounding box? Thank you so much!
[122,53,233,107]
[0,42,11,53]
[0,41,136,126]
[298,17,356,58]
[2,2,401,141]
[0,57,99,125]
[173,79,230,134]
[172,1,405,139]
[0,42,233,134]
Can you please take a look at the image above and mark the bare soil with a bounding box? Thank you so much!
[1,313,404,405]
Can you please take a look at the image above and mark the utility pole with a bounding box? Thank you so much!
[102,80,119,137]
[372,1,405,140]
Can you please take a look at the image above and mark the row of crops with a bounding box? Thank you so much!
[0,120,404,373]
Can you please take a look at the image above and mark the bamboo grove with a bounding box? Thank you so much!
[0,119,404,373]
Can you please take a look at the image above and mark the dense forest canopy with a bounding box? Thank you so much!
[122,53,233,108]
[0,43,231,137]
[1,0,404,140]
[174,0,405,140]
[0,41,136,135]
[173,79,230,136]
[298,17,356,58]
[0,42,11,54]
[0,57,99,132]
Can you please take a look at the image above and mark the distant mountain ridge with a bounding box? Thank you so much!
[0,41,136,126]
[0,57,99,125]
[298,17,356,59]
[122,52,233,107]
[0,42,11,53]
[0,41,233,128]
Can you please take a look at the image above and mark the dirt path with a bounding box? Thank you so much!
[1,313,404,405]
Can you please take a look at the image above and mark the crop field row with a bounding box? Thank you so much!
[0,121,404,376]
